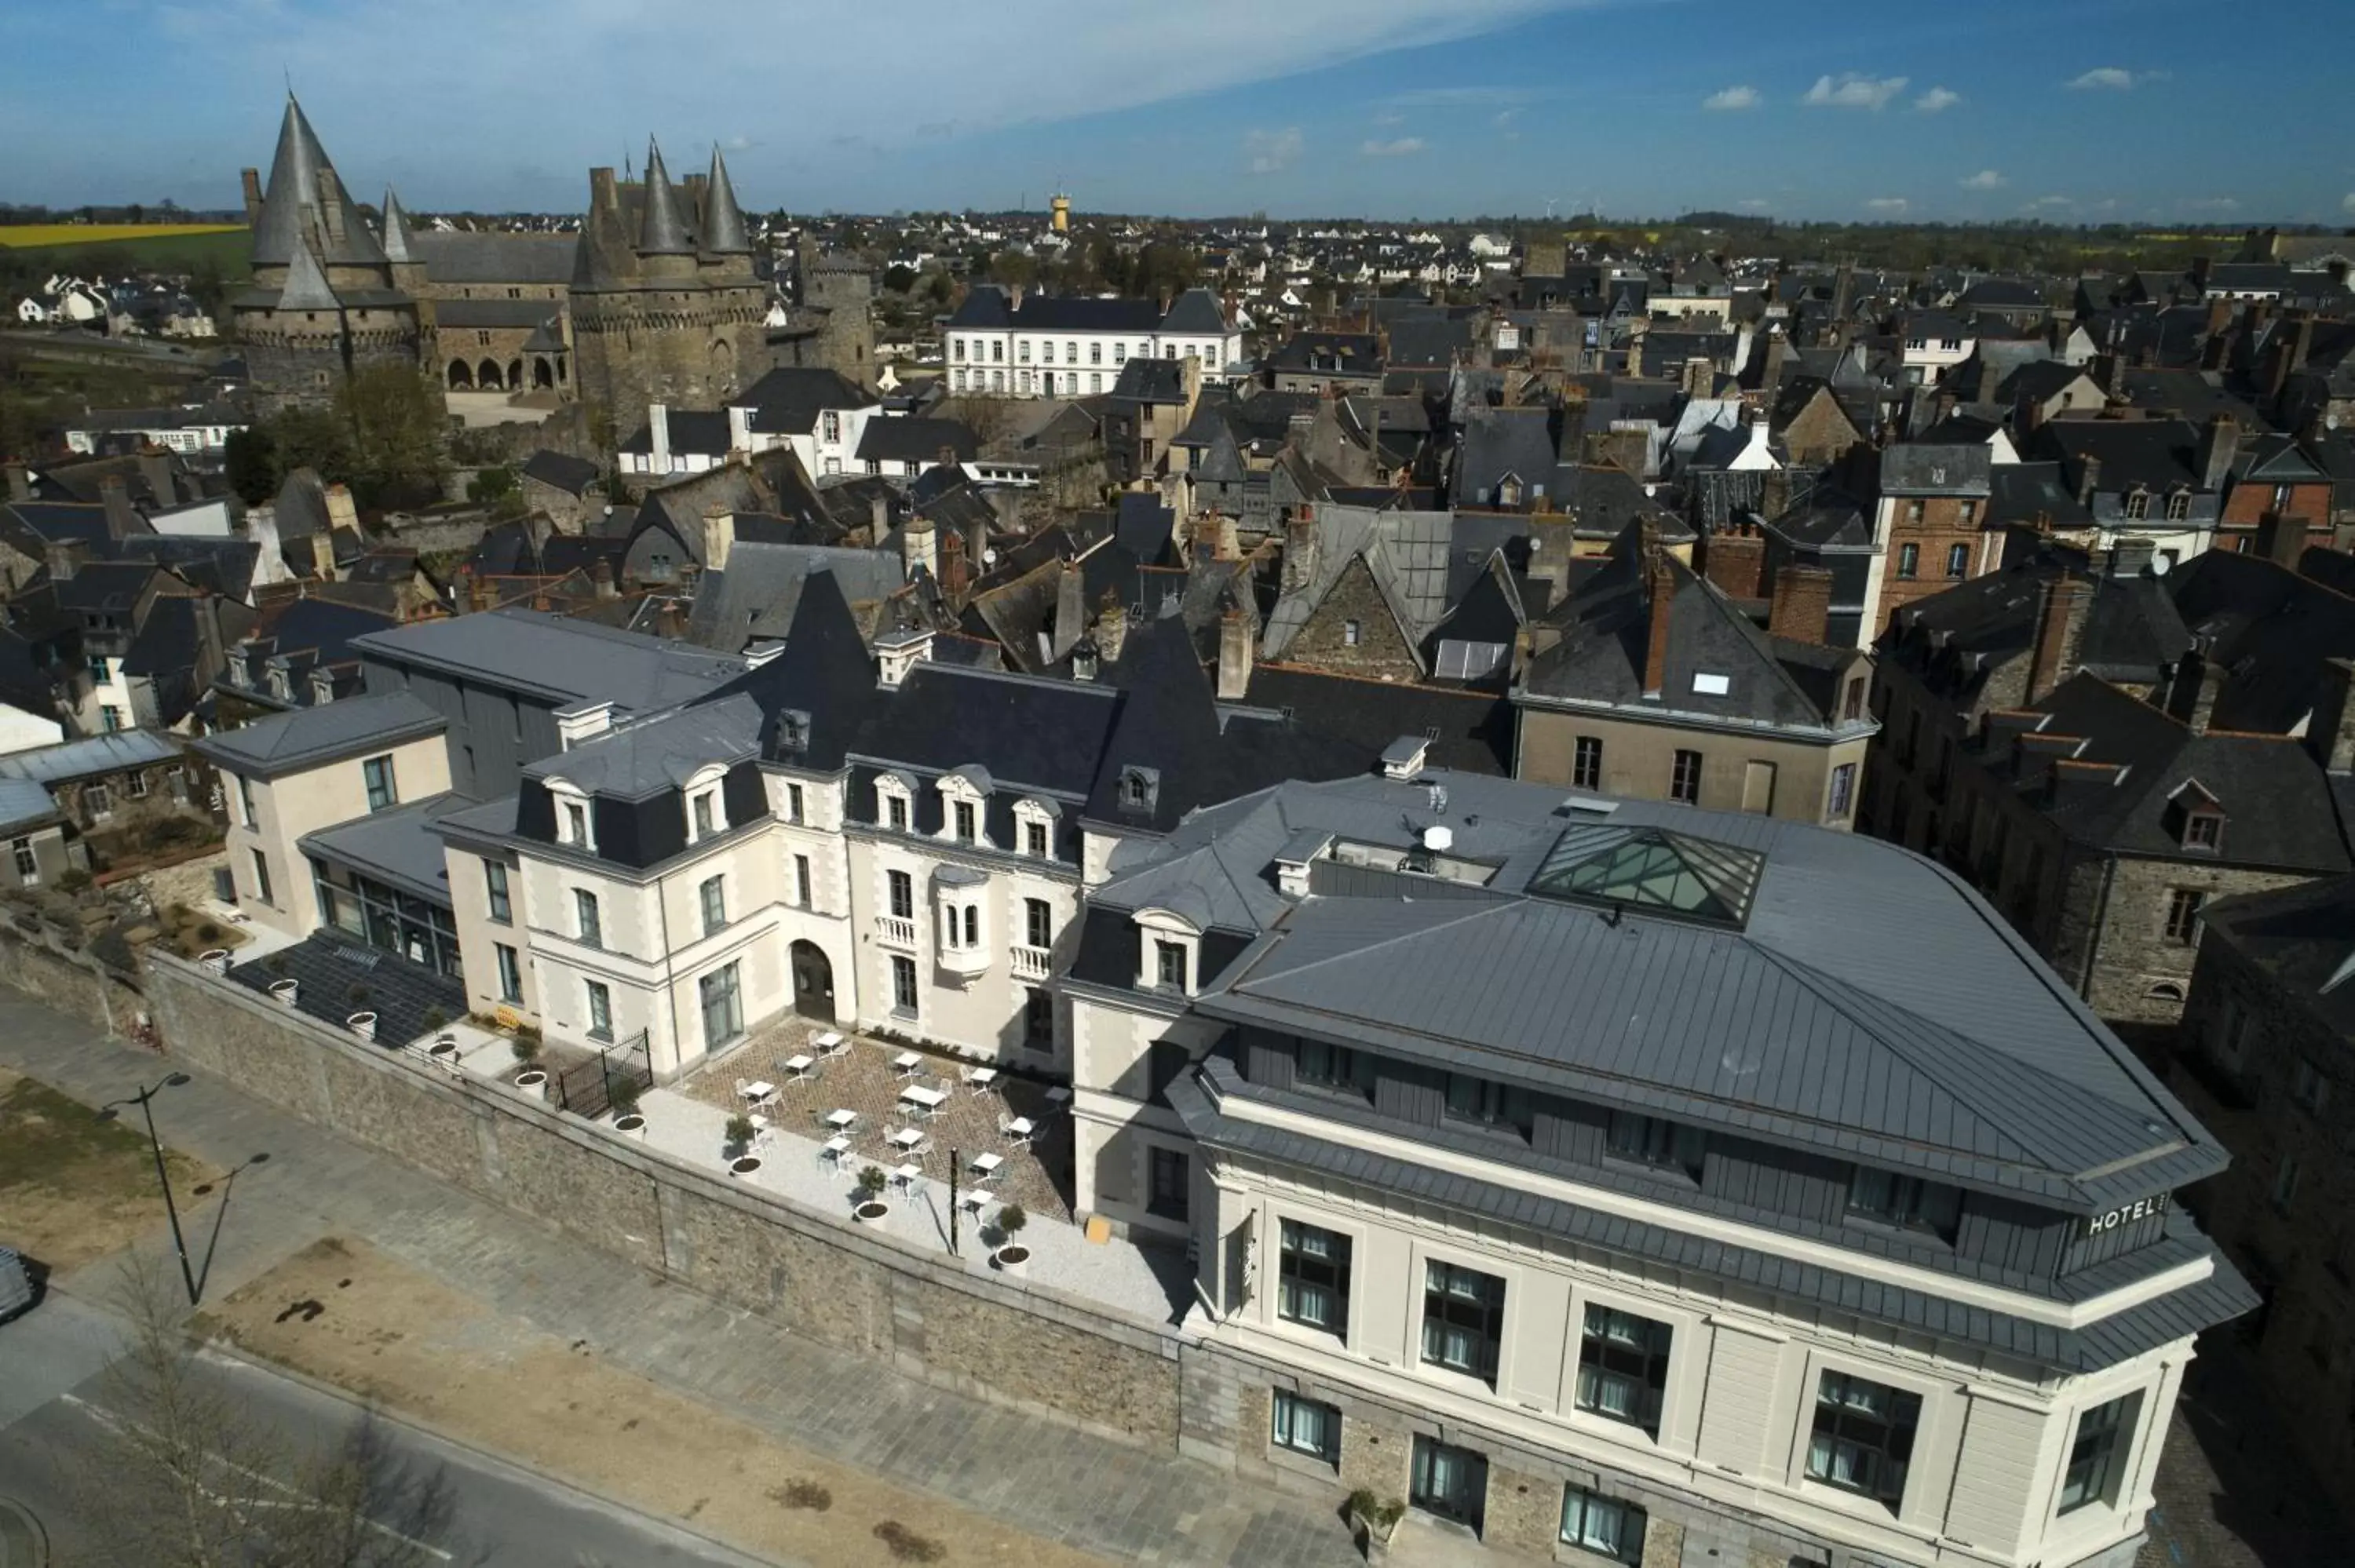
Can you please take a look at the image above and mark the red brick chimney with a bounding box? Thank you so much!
[2026,576,2090,702]
[1641,554,1677,697]
[1766,564,1832,645]
[1701,521,1765,600]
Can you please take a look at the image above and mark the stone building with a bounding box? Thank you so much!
[568,141,772,428]
[2164,873,2355,1511]
[773,248,877,384]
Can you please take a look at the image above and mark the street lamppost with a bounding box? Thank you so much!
[100,1073,195,1306]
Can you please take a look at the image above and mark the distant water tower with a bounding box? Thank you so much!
[1051,193,1071,233]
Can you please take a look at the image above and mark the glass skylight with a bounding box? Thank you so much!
[1528,825,1765,929]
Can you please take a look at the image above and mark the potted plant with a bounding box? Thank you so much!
[510,1033,542,1067]
[852,1165,890,1222]
[608,1079,646,1139]
[346,1010,378,1041]
[267,974,299,1008]
[725,1112,756,1154]
[991,1202,1030,1274]
[197,946,232,976]
[1345,1490,1404,1561]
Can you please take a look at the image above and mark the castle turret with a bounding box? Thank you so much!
[700,148,752,257]
[637,140,695,256]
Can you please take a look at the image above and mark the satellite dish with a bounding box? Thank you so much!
[1422,825,1453,852]
[2149,553,2170,575]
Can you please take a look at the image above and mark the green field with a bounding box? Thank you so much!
[0,226,250,279]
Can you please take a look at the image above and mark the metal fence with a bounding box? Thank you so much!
[549,1030,654,1120]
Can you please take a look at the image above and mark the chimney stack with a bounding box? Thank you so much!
[2170,641,2227,735]
[2076,454,2103,509]
[940,528,969,600]
[2306,658,2355,774]
[98,472,139,539]
[44,538,88,583]
[1641,553,1677,696]
[2255,510,2309,569]
[648,403,671,473]
[1281,510,1320,593]
[591,557,617,599]
[1052,557,1087,661]
[2196,414,2241,493]
[1217,603,1255,700]
[137,444,174,509]
[1766,563,1832,645]
[2026,576,2090,702]
[1094,591,1129,664]
[901,513,937,582]
[1700,521,1765,600]
[2,459,27,504]
[870,490,889,542]
[701,507,736,573]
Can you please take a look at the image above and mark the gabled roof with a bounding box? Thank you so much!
[0,727,181,784]
[251,97,387,270]
[734,366,875,435]
[192,691,444,777]
[1261,506,1458,662]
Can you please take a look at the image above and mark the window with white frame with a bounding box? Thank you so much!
[699,874,727,936]
[2058,1391,2142,1515]
[877,776,911,832]
[558,795,592,851]
[1575,1304,1672,1435]
[1559,1486,1644,1564]
[10,837,35,882]
[690,787,722,841]
[1270,1391,1339,1465]
[1806,1369,1920,1508]
[890,954,917,1015]
[585,979,612,1040]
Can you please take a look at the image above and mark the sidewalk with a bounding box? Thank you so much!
[0,993,1361,1568]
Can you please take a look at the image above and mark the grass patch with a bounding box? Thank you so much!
[0,226,251,279]
[871,1522,945,1563]
[0,1070,219,1273]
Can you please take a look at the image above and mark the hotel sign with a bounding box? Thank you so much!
[2084,1193,2170,1238]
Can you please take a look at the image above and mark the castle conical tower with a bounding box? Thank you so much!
[568,136,768,427]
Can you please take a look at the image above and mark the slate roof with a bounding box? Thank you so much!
[853,417,976,465]
[0,778,62,834]
[407,232,576,284]
[192,691,445,777]
[1454,406,1561,509]
[2199,874,2355,1039]
[529,693,761,798]
[1879,443,1992,497]
[0,728,181,784]
[300,791,479,904]
[733,367,874,435]
[1261,506,1457,662]
[251,97,386,270]
[946,286,1162,334]
[683,544,902,652]
[521,450,601,495]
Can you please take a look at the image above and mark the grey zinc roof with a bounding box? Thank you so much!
[0,728,182,784]
[405,232,577,284]
[251,97,387,270]
[699,148,752,255]
[685,548,903,652]
[0,779,60,833]
[193,691,445,777]
[528,693,761,798]
[1261,507,1457,661]
[1104,770,2220,1209]
[352,610,747,715]
[299,791,477,905]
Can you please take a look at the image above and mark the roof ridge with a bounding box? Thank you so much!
[1243,899,1516,983]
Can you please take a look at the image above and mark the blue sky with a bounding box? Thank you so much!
[5,0,2351,223]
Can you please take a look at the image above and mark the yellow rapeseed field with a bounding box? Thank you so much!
[0,224,244,249]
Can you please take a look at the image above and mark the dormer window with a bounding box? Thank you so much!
[2164,489,2190,522]
[954,800,977,842]
[1118,765,1159,814]
[1497,475,1523,508]
[557,793,593,853]
[1014,797,1056,859]
[268,667,290,701]
[692,790,717,840]
[779,709,811,752]
[2123,487,2149,521]
[876,774,912,832]
[2184,811,2222,851]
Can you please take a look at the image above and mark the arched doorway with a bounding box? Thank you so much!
[506,358,524,390]
[533,357,555,389]
[447,359,473,389]
[790,939,834,1018]
[477,357,502,390]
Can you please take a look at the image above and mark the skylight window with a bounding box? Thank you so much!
[1528,825,1765,929]
[1692,673,1731,696]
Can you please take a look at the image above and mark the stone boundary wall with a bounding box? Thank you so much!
[0,910,148,1037]
[142,951,1189,1450]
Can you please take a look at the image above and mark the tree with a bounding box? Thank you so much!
[940,393,1013,445]
[334,364,446,508]
[989,250,1037,291]
[65,1252,455,1567]
[882,264,917,295]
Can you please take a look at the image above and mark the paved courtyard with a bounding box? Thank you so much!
[678,1018,1075,1223]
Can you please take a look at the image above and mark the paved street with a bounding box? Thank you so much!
[0,1291,776,1567]
[0,992,1361,1567]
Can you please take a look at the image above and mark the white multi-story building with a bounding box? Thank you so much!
[942,285,1242,399]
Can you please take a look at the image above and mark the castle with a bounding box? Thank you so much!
[231,97,853,421]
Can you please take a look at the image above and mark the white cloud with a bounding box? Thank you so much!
[1243,126,1303,175]
[2178,196,2240,213]
[1864,196,1909,213]
[2066,66,2164,90]
[1914,86,1961,113]
[2345,193,2355,214]
[2022,195,2074,212]
[1382,84,1545,108]
[1959,169,2005,190]
[1802,73,1908,110]
[1361,137,1427,157]
[1702,85,1761,111]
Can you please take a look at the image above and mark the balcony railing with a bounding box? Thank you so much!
[875,913,918,950]
[1010,944,1052,980]
[937,942,991,979]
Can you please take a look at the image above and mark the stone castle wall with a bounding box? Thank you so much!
[570,285,772,430]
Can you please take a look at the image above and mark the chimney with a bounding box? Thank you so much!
[590,166,619,213]
[1641,554,1677,696]
[1216,603,1255,700]
[1681,356,1711,398]
[2306,658,2355,774]
[2255,510,2309,569]
[648,403,671,472]
[241,167,264,225]
[98,472,139,538]
[2205,297,2233,337]
[1767,563,1832,645]
[137,444,174,509]
[1761,466,1791,522]
[2,459,27,503]
[1701,522,1765,600]
[1760,327,1790,389]
[2076,454,2102,509]
[591,557,618,599]
[2170,643,2227,735]
[2196,414,2240,493]
[2109,535,2156,578]
[1094,592,1129,663]
[2026,576,2090,702]
[555,698,615,749]
[44,538,87,583]
[725,404,752,454]
[1281,510,1320,593]
[1052,557,1087,661]
[940,528,969,600]
[700,508,736,573]
[875,627,933,689]
[869,490,889,542]
[901,513,937,581]
[309,528,335,580]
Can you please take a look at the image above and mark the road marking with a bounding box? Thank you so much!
[57,1393,454,1562]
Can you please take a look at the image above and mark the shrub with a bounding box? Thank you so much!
[422,1006,447,1030]
[766,1479,831,1511]
[725,1114,756,1147]
[509,1034,541,1065]
[855,1164,887,1195]
[871,1522,944,1563]
[607,1078,642,1116]
[346,983,370,1005]
[195,921,221,943]
[263,953,289,975]
[995,1202,1027,1238]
